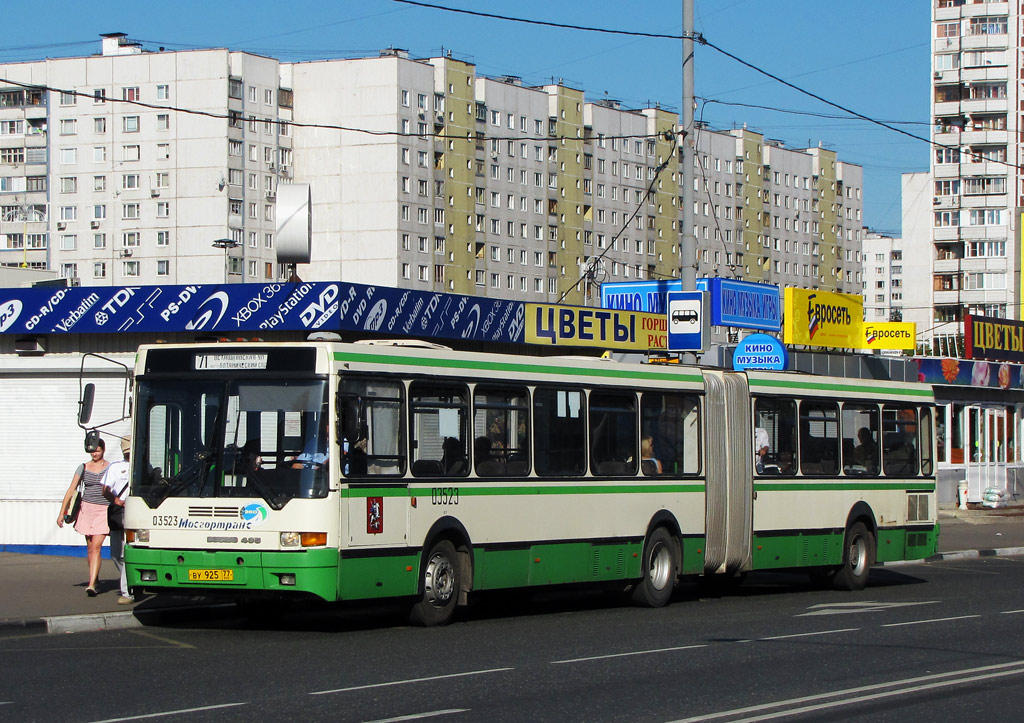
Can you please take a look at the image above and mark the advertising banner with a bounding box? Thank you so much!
[964,313,1024,363]
[861,322,917,351]
[525,303,667,350]
[706,278,781,331]
[916,357,1024,390]
[782,288,863,349]
[0,282,526,344]
[600,278,780,332]
[732,333,787,370]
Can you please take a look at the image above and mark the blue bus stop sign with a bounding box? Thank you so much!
[666,291,706,352]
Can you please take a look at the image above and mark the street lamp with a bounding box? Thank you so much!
[212,237,240,283]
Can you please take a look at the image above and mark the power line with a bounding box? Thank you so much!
[0,76,668,144]
[391,0,689,40]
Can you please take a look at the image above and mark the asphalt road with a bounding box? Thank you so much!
[3,558,1024,723]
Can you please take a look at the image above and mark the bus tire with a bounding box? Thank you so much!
[408,539,460,626]
[833,522,874,592]
[631,527,678,608]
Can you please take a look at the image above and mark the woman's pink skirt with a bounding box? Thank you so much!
[74,501,109,536]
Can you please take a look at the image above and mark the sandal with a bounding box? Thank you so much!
[86,586,97,597]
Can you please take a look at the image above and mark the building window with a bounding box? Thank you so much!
[122,174,139,190]
[157,201,170,218]
[156,84,169,100]
[157,260,169,276]
[122,116,139,133]
[93,262,106,278]
[123,260,139,277]
[122,145,140,162]
[59,119,77,135]
[57,148,75,164]
[59,234,77,250]
[123,231,139,247]
[122,86,140,101]
[122,203,139,220]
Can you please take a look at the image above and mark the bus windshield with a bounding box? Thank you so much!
[133,378,330,509]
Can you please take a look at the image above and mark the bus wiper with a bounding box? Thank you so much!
[144,451,213,506]
[226,446,285,511]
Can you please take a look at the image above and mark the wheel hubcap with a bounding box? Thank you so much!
[848,536,866,576]
[424,552,455,606]
[648,541,673,591]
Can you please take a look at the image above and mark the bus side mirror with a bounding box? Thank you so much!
[79,383,95,426]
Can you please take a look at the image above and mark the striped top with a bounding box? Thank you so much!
[80,466,110,506]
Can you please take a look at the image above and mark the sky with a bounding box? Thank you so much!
[0,1,930,234]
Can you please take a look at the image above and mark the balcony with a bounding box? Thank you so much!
[933,226,961,242]
[960,97,1007,114]
[933,290,962,305]
[934,258,962,274]
[961,129,1008,145]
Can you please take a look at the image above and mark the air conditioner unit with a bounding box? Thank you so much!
[265,191,276,200]
[280,167,292,178]
[57,222,66,230]
[90,221,100,229]
[934,71,942,80]
[933,197,941,205]
[418,111,425,120]
[119,249,132,258]
[436,113,444,124]
[150,189,160,198]
[267,163,276,171]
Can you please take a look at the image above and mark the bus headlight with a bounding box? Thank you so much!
[280,532,327,548]
[129,529,150,543]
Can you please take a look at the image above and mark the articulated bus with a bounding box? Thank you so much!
[123,340,937,625]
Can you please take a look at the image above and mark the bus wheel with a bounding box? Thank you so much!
[833,522,875,592]
[408,539,460,626]
[631,527,677,608]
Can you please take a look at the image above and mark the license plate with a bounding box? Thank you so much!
[187,568,234,582]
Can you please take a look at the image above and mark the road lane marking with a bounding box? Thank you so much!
[753,628,859,642]
[551,644,707,664]
[664,659,1024,723]
[128,630,196,649]
[364,709,468,723]
[1000,609,1024,615]
[797,600,939,616]
[310,668,513,695]
[881,614,980,627]
[89,702,247,722]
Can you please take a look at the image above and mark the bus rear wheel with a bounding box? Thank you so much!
[833,522,875,592]
[631,527,678,608]
[408,539,460,626]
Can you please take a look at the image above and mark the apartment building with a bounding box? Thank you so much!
[1,36,863,302]
[692,127,864,295]
[0,33,291,286]
[930,1,1019,344]
[861,231,905,323]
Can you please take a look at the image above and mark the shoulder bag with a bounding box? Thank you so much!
[64,464,85,525]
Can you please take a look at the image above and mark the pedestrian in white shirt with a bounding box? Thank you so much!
[103,435,134,604]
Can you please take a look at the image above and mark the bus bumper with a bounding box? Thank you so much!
[125,546,339,602]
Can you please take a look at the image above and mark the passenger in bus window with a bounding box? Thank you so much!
[852,427,879,474]
[641,435,662,475]
[754,427,770,474]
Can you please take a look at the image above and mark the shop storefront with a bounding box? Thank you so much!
[918,357,1024,504]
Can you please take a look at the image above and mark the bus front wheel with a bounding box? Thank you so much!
[408,539,460,626]
[833,522,875,592]
[631,527,678,608]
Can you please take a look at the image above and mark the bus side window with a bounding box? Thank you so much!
[753,397,797,475]
[589,391,637,476]
[641,392,699,476]
[534,387,586,476]
[473,385,530,477]
[799,401,839,476]
[338,378,406,477]
[410,381,468,477]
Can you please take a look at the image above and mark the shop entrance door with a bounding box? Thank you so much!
[965,406,1007,502]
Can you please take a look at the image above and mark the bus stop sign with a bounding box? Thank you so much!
[666,291,706,352]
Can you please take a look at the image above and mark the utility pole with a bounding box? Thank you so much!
[680,0,697,290]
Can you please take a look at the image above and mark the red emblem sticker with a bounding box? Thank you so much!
[367,497,383,534]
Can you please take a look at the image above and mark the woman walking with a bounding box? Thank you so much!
[57,438,111,596]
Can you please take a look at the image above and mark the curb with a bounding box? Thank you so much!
[882,546,1024,567]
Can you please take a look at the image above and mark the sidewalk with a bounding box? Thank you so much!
[3,507,1024,635]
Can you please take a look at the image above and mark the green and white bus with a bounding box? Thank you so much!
[124,340,937,625]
